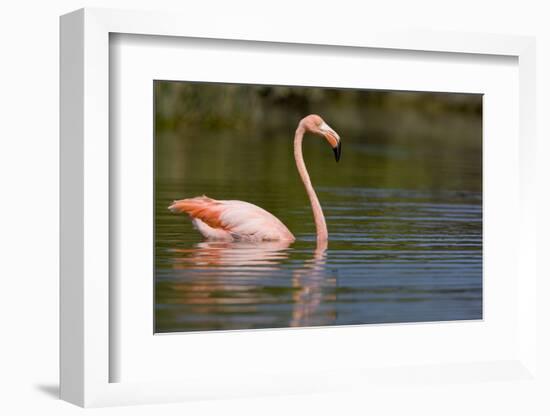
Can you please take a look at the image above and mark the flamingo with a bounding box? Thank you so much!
[168,114,341,245]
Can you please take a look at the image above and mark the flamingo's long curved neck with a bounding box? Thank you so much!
[294,125,328,244]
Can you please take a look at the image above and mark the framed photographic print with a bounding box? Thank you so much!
[60,7,538,408]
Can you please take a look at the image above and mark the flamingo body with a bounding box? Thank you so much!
[169,196,295,242]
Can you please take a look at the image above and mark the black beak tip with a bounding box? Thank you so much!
[333,141,341,162]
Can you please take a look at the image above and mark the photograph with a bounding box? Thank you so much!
[154,81,482,333]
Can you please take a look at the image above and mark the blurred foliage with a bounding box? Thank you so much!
[155,81,482,135]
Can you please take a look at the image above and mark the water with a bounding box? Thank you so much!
[154,104,482,333]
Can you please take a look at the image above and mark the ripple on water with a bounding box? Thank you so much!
[155,186,482,332]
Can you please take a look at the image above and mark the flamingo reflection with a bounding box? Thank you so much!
[171,240,292,270]
[290,240,336,327]
[166,240,336,328]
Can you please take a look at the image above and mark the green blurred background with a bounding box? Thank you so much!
[155,82,482,194]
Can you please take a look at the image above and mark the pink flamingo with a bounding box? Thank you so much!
[168,114,341,245]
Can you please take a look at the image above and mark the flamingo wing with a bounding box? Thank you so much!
[168,196,295,242]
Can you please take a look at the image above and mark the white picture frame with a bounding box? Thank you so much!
[60,7,538,407]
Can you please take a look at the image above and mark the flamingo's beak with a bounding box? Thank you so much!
[320,122,341,162]
[333,140,341,162]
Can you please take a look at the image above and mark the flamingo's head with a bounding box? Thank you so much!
[299,114,342,162]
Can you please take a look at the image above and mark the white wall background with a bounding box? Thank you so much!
[1,1,548,415]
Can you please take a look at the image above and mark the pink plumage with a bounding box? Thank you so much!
[169,196,295,242]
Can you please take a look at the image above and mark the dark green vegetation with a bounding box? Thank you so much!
[155,81,482,332]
